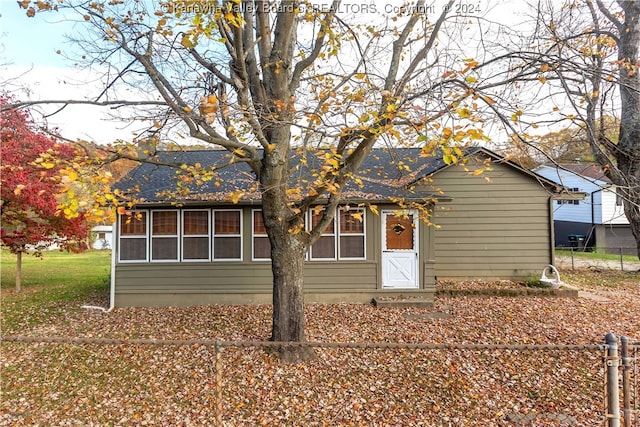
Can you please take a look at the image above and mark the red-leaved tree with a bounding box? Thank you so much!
[1,95,90,292]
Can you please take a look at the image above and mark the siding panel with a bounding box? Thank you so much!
[427,161,552,280]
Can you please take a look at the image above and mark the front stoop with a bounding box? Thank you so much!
[372,297,434,308]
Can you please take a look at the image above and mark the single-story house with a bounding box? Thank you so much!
[109,147,569,307]
[533,163,635,254]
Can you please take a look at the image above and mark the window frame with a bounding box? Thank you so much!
[181,209,211,262]
[118,209,149,263]
[338,207,366,260]
[309,207,337,261]
[212,209,243,261]
[252,209,271,261]
[150,210,180,263]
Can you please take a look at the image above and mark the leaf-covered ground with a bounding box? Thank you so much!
[1,270,638,426]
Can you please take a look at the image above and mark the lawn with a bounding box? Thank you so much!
[1,249,111,331]
[556,247,639,263]
[1,251,638,426]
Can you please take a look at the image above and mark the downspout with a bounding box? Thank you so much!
[108,219,116,311]
[82,221,116,313]
[549,196,555,265]
[589,189,598,250]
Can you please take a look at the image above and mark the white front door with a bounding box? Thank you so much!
[381,210,419,289]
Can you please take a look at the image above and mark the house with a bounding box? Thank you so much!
[109,147,566,307]
[533,163,634,254]
[91,225,113,250]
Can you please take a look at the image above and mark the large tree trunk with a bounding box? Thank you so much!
[614,0,640,259]
[260,141,316,363]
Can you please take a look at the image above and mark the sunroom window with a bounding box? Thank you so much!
[213,210,242,260]
[182,210,210,261]
[119,210,148,262]
[151,210,179,261]
[309,207,366,261]
[310,207,337,260]
[339,208,365,259]
[252,210,271,260]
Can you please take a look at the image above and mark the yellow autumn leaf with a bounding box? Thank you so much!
[181,33,196,49]
[455,107,472,119]
[66,170,79,181]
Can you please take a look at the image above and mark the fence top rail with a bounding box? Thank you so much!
[0,335,605,351]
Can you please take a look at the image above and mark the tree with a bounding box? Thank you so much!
[500,124,603,168]
[12,0,521,361]
[1,95,91,292]
[500,0,640,256]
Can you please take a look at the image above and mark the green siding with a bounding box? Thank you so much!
[113,204,436,306]
[426,160,553,280]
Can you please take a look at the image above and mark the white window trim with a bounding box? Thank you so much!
[118,209,149,263]
[212,209,243,261]
[309,207,337,261]
[181,209,211,262]
[338,208,366,260]
[252,209,271,261]
[150,210,180,263]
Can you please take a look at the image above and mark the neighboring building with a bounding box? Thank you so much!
[91,225,113,250]
[109,147,565,308]
[533,163,634,254]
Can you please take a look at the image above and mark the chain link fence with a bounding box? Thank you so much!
[555,247,640,271]
[3,335,637,426]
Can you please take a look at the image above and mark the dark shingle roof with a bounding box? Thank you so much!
[116,146,553,206]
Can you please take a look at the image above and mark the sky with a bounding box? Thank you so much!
[1,0,148,143]
[0,0,528,145]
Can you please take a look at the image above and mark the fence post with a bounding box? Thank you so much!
[571,247,575,270]
[605,333,620,427]
[620,248,624,271]
[621,336,631,427]
[215,338,223,427]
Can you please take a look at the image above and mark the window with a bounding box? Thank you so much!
[252,210,271,260]
[151,210,179,261]
[558,188,580,205]
[339,208,365,259]
[310,207,336,260]
[213,210,242,260]
[119,210,148,262]
[308,206,366,261]
[183,210,210,261]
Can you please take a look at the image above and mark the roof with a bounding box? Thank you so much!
[539,163,612,184]
[114,146,562,206]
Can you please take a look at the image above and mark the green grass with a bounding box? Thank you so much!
[555,248,639,262]
[1,249,111,332]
